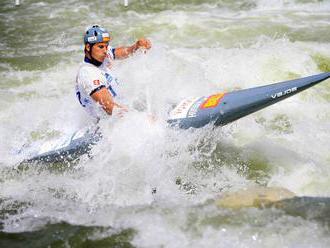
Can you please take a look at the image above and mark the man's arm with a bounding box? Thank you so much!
[91,87,126,115]
[114,38,151,59]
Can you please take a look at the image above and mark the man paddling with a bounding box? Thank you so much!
[76,24,151,120]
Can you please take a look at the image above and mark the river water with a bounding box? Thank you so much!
[1,0,330,247]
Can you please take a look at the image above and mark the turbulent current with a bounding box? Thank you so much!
[1,0,330,247]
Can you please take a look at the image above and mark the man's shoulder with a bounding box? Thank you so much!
[78,62,98,73]
[77,62,102,78]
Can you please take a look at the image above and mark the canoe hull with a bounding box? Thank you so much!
[168,72,330,128]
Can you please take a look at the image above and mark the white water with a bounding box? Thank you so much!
[1,0,330,247]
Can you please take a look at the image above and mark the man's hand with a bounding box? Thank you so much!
[135,38,152,50]
[113,104,128,118]
[115,38,152,59]
[147,114,157,123]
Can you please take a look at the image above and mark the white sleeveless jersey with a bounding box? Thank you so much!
[75,46,120,119]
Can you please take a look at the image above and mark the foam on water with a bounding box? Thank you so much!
[1,0,330,246]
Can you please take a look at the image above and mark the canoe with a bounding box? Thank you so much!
[23,72,330,163]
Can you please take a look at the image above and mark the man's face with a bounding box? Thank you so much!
[88,42,108,62]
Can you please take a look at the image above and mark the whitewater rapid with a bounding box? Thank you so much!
[1,0,330,247]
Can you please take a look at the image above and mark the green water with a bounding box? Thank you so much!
[1,0,330,247]
[0,222,135,248]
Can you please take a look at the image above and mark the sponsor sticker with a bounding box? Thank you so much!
[169,97,200,120]
[271,87,297,99]
[201,93,225,109]
[102,33,110,42]
[87,36,97,42]
[188,98,205,117]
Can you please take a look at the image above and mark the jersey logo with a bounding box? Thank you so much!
[93,80,100,86]
[76,91,86,107]
[104,73,113,83]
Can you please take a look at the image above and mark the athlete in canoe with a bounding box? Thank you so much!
[76,24,151,120]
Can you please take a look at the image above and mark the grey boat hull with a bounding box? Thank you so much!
[168,72,330,128]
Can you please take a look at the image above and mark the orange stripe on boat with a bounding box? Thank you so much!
[201,93,225,109]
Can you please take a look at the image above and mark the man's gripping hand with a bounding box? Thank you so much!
[135,38,152,50]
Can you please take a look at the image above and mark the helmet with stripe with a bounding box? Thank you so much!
[84,25,111,44]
